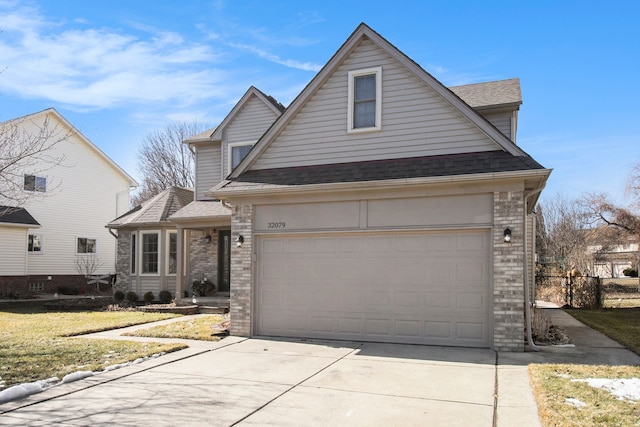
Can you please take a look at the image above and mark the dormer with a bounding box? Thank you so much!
[449,78,522,143]
[184,87,284,200]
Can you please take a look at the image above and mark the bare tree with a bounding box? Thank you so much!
[0,115,69,214]
[132,121,210,206]
[537,194,591,274]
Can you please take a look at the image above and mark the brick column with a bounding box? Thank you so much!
[115,230,131,292]
[230,204,254,337]
[493,191,525,351]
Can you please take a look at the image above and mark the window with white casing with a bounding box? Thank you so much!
[77,237,96,254]
[347,67,382,133]
[130,233,137,274]
[228,142,254,172]
[141,231,159,274]
[28,234,42,252]
[167,231,177,275]
[24,174,47,192]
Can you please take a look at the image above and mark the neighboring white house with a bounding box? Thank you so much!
[0,108,137,296]
[587,233,639,278]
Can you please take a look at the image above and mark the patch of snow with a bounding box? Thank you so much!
[0,378,59,405]
[572,377,640,402]
[0,352,167,405]
[565,398,587,408]
[552,344,575,348]
[61,371,94,383]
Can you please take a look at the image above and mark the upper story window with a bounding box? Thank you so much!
[347,67,382,133]
[28,234,42,252]
[77,237,96,254]
[228,142,254,171]
[24,174,46,192]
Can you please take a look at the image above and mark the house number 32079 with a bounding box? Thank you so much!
[267,222,286,229]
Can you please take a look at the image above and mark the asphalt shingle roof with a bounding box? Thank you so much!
[228,151,544,189]
[449,79,522,109]
[108,187,194,228]
[0,206,39,226]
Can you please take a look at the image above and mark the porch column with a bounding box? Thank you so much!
[175,225,184,301]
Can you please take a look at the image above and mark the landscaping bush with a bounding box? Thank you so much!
[113,290,125,302]
[159,290,172,304]
[57,285,79,295]
[125,291,138,304]
[143,291,154,304]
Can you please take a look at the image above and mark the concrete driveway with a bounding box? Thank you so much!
[6,307,635,426]
[1,335,516,426]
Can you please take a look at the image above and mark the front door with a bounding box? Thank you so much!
[217,230,231,292]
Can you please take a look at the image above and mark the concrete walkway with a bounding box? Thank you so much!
[1,308,639,426]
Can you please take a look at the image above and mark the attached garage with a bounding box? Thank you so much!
[255,229,491,347]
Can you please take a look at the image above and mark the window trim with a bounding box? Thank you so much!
[130,232,137,274]
[166,230,177,276]
[24,174,47,193]
[139,230,160,276]
[347,66,382,133]
[227,141,255,174]
[76,237,97,254]
[28,233,43,253]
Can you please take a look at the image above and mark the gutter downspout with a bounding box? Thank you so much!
[524,184,545,352]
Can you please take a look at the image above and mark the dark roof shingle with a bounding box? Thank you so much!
[0,206,40,226]
[232,151,544,186]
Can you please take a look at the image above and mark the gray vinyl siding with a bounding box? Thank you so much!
[222,96,280,178]
[253,38,500,170]
[195,144,221,200]
[480,111,512,141]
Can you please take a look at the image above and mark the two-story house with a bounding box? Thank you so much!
[0,108,137,296]
[112,23,550,351]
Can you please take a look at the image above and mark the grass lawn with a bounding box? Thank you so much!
[0,309,186,388]
[123,314,227,341]
[529,308,640,427]
[530,364,640,427]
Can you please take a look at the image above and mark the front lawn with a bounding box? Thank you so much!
[0,309,186,388]
[123,314,227,341]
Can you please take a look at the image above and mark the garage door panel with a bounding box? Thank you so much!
[256,230,490,347]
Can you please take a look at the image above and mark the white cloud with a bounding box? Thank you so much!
[0,3,226,110]
[229,43,321,72]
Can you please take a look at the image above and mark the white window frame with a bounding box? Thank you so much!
[76,237,97,254]
[28,233,43,253]
[140,230,160,276]
[130,232,137,274]
[24,174,47,192]
[227,141,255,173]
[347,66,382,133]
[166,230,177,276]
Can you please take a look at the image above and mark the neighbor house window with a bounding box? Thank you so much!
[141,231,159,274]
[77,237,96,254]
[347,67,382,133]
[228,142,253,171]
[24,174,47,192]
[28,234,42,252]
[167,232,177,275]
[130,233,137,274]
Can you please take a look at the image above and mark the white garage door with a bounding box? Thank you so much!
[256,230,491,347]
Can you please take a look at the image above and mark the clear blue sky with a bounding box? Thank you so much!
[1,0,638,205]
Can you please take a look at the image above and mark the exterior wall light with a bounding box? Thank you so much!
[503,228,512,243]
[235,235,244,247]
[204,234,212,244]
